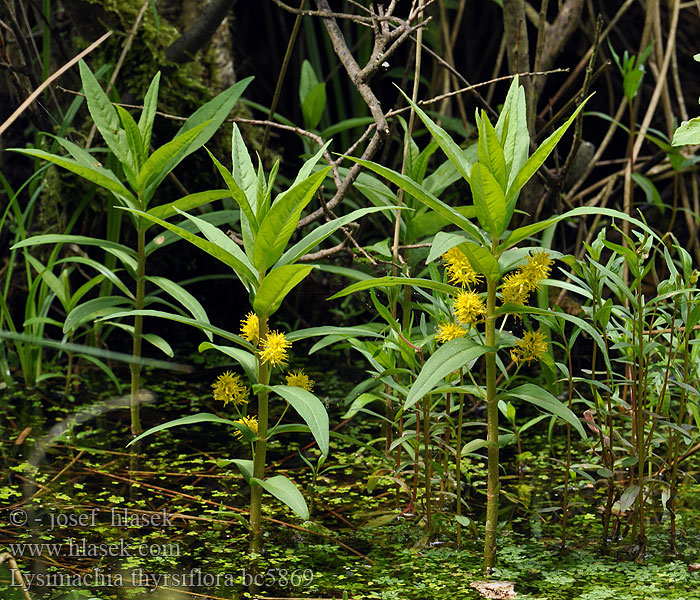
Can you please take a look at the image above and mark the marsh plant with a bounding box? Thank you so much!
[10,61,251,439]
[563,226,700,558]
[127,123,398,552]
[326,76,658,571]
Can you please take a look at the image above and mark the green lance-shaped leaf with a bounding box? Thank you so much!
[292,141,332,188]
[427,234,501,282]
[120,207,258,287]
[230,459,255,482]
[496,75,529,189]
[207,148,258,232]
[136,120,211,202]
[469,162,508,239]
[147,189,231,220]
[174,207,258,285]
[231,124,258,216]
[127,413,253,447]
[98,309,244,344]
[505,95,591,212]
[501,383,586,439]
[53,256,135,302]
[253,264,314,317]
[266,384,329,456]
[276,206,399,267]
[146,275,212,341]
[396,87,475,183]
[49,135,112,170]
[78,60,135,175]
[404,338,493,410]
[250,475,309,521]
[175,75,254,155]
[199,342,258,384]
[11,234,137,269]
[299,59,320,104]
[327,276,456,301]
[302,83,326,130]
[137,71,161,160]
[345,157,484,244]
[496,205,656,253]
[115,104,144,170]
[253,166,332,272]
[111,320,174,356]
[478,111,507,191]
[9,149,137,209]
[63,296,130,333]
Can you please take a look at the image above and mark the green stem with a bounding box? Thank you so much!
[129,224,146,439]
[249,314,269,554]
[423,396,432,530]
[456,372,465,546]
[483,274,499,573]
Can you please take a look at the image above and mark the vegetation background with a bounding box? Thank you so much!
[3,1,700,599]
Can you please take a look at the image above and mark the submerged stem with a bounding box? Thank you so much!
[483,274,499,573]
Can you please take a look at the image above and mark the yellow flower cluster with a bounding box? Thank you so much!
[500,249,553,308]
[510,330,548,365]
[443,247,482,288]
[240,312,259,344]
[453,290,486,328]
[212,371,248,406]
[285,369,314,392]
[233,415,259,440]
[435,322,467,344]
[260,330,291,367]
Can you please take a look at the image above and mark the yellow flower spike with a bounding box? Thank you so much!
[435,322,467,343]
[211,371,248,406]
[510,330,549,365]
[260,330,291,367]
[453,290,486,327]
[240,312,259,345]
[285,369,315,392]
[519,249,553,290]
[233,415,259,440]
[443,247,482,288]
[500,271,531,306]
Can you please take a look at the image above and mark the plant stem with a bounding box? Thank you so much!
[483,273,499,573]
[129,224,146,439]
[250,314,270,554]
[456,372,464,546]
[423,396,432,530]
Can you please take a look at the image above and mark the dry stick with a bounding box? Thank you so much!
[630,0,680,164]
[80,466,375,564]
[537,0,635,120]
[558,15,602,193]
[86,0,151,149]
[261,0,306,156]
[623,0,679,285]
[680,177,700,266]
[565,98,628,202]
[408,35,500,121]
[670,40,688,123]
[388,0,423,503]
[486,38,507,106]
[436,0,468,130]
[0,30,112,137]
[0,553,32,600]
[17,0,64,122]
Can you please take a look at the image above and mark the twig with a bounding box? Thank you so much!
[261,0,306,155]
[80,466,374,563]
[0,30,112,138]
